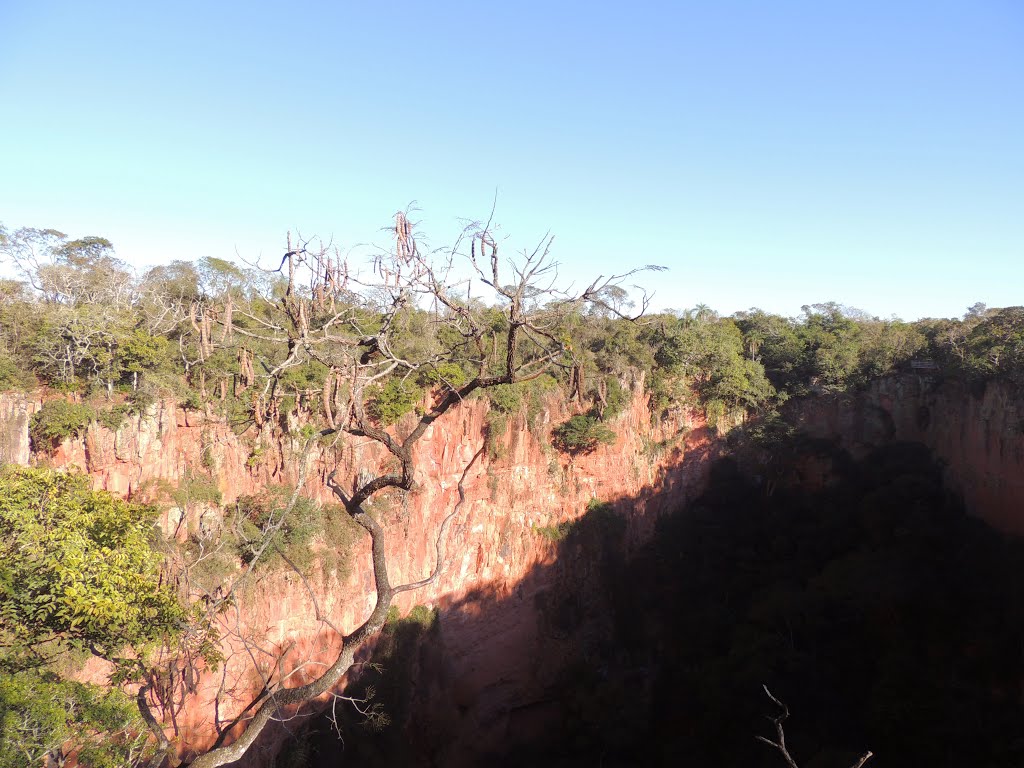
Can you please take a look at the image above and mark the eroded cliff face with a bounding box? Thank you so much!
[0,385,715,762]
[786,375,1024,535]
[3,374,1020,764]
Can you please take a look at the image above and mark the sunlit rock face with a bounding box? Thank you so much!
[2,373,1020,764]
[0,385,715,762]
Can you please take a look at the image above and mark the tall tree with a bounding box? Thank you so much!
[137,211,658,767]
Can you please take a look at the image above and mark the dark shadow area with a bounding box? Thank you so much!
[291,437,1024,768]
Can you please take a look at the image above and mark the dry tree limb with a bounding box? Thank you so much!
[756,685,873,768]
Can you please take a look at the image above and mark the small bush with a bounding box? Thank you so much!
[126,387,158,415]
[484,410,508,461]
[95,404,130,432]
[417,362,468,390]
[180,390,204,411]
[232,490,360,579]
[405,604,439,628]
[368,379,423,425]
[245,446,265,469]
[487,383,523,414]
[173,470,223,509]
[533,521,574,542]
[601,377,630,420]
[552,414,617,454]
[29,400,95,450]
[525,375,558,431]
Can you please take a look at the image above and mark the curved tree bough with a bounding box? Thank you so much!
[135,212,658,767]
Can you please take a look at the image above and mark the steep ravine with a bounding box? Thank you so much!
[785,374,1024,535]
[307,376,1024,768]
[1,374,1021,765]
[0,383,716,763]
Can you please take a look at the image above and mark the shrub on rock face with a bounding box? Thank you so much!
[28,399,95,451]
[552,414,616,454]
[368,379,423,425]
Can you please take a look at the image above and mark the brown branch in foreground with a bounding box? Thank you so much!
[393,446,483,594]
[756,685,873,768]
[137,682,178,768]
[179,447,480,768]
[141,212,659,767]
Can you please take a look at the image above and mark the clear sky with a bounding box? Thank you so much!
[1,1,1021,320]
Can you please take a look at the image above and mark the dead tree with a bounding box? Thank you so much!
[133,211,658,768]
[757,686,873,768]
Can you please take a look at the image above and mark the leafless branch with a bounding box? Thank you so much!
[756,685,873,768]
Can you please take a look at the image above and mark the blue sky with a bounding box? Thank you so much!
[1,1,1021,320]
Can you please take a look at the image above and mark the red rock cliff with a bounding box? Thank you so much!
[5,374,1018,762]
[0,385,715,762]
[786,375,1024,535]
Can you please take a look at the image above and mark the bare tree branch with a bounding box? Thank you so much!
[131,209,660,767]
[756,685,873,768]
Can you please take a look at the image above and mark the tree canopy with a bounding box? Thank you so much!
[0,466,189,767]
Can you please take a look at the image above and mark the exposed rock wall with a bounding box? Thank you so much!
[786,375,1024,535]
[4,374,1019,763]
[0,387,715,762]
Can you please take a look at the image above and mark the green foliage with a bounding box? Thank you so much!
[201,443,216,471]
[524,374,559,429]
[598,376,631,420]
[368,379,423,425]
[28,399,95,450]
[173,469,223,509]
[0,466,184,663]
[0,350,35,390]
[0,668,151,768]
[484,409,509,461]
[533,520,574,542]
[485,376,558,436]
[93,390,154,433]
[644,313,776,420]
[487,383,524,414]
[964,306,1024,383]
[0,469,201,767]
[405,604,439,628]
[246,446,266,468]
[180,389,204,411]
[532,500,624,545]
[118,328,171,377]
[95,404,129,432]
[232,489,361,579]
[279,359,330,393]
[417,362,468,390]
[552,414,617,454]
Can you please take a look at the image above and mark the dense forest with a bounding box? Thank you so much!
[2,222,1023,767]
[2,225,1022,430]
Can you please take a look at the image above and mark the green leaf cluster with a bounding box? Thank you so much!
[0,466,184,664]
[0,668,148,768]
[368,379,423,425]
[0,466,188,767]
[552,414,617,454]
[28,400,95,450]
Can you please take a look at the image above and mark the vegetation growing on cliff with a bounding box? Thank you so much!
[0,212,667,766]
[1,216,1021,766]
[3,225,1021,447]
[0,466,206,767]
